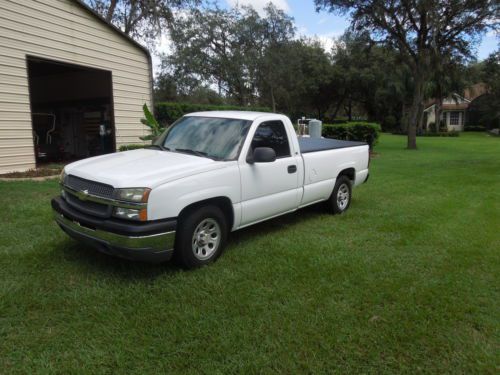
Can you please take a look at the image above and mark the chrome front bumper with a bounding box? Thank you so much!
[53,200,176,263]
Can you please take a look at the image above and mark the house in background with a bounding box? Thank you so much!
[423,83,489,132]
[0,0,153,174]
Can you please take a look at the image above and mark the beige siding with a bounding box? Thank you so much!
[0,0,152,173]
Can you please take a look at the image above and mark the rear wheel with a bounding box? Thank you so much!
[175,205,228,269]
[327,176,352,214]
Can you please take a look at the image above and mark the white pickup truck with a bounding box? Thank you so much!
[52,111,369,268]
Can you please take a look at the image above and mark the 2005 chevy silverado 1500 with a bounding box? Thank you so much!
[52,111,369,268]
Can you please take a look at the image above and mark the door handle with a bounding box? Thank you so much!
[288,165,297,174]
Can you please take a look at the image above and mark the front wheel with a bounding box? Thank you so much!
[175,205,228,269]
[327,176,352,214]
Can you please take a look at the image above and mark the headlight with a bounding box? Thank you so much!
[113,207,148,221]
[115,188,151,203]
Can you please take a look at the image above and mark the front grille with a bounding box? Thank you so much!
[66,193,111,218]
[63,175,115,218]
[65,175,115,199]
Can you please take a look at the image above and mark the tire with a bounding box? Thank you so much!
[175,205,228,269]
[327,176,352,214]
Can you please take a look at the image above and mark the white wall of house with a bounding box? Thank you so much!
[445,111,465,132]
[425,105,436,128]
[424,94,470,132]
[0,0,152,173]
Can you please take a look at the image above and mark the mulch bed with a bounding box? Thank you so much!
[0,167,62,179]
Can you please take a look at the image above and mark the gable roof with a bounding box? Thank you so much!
[464,83,489,101]
[72,0,154,106]
[424,93,469,111]
[442,103,469,110]
[424,84,489,112]
[73,0,150,58]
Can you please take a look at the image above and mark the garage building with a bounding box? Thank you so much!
[0,0,153,173]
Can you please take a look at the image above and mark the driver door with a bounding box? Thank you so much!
[239,120,301,226]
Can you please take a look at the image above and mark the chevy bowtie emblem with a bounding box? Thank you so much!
[80,189,89,200]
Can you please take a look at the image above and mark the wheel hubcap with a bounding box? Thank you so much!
[192,218,221,260]
[337,183,350,210]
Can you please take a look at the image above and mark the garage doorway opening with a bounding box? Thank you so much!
[27,57,115,166]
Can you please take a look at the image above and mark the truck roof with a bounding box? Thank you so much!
[187,111,278,121]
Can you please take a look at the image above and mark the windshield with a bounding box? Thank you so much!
[155,116,252,161]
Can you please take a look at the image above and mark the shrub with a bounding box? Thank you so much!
[464,125,486,132]
[119,144,146,152]
[321,116,349,124]
[155,102,272,125]
[140,103,164,141]
[322,122,381,149]
[427,122,438,132]
[382,115,397,132]
[420,131,460,137]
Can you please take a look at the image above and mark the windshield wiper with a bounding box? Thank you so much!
[146,144,164,150]
[174,148,208,157]
[174,148,221,160]
[146,144,170,151]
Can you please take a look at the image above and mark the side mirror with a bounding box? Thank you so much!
[247,147,276,164]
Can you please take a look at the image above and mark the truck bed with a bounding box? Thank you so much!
[298,137,367,154]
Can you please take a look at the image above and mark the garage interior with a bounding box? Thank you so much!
[27,57,115,165]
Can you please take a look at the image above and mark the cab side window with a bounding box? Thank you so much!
[250,121,291,158]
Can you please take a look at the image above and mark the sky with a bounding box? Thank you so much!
[154,0,498,74]
[225,0,349,51]
[226,0,498,56]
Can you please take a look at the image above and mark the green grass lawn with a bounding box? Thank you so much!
[1,133,498,374]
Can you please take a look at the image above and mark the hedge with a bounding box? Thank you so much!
[420,131,460,137]
[119,144,146,151]
[322,122,381,149]
[155,102,272,125]
[464,125,486,132]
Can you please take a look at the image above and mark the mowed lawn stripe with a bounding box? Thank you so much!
[0,132,498,374]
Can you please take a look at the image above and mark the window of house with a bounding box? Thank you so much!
[449,112,460,126]
[250,120,291,158]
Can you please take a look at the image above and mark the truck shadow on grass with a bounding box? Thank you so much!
[55,241,179,279]
[226,203,326,248]
[56,203,327,278]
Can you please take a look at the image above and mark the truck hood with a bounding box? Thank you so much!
[64,149,228,188]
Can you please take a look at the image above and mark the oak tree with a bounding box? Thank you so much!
[315,0,499,148]
[86,0,198,46]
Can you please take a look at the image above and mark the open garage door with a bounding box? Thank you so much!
[27,57,115,165]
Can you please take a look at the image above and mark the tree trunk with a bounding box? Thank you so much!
[347,98,352,121]
[123,1,138,35]
[434,101,442,133]
[435,84,443,133]
[407,73,425,149]
[106,0,118,22]
[270,86,276,112]
[332,94,346,119]
[401,102,407,133]
[238,91,246,106]
[417,102,425,133]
